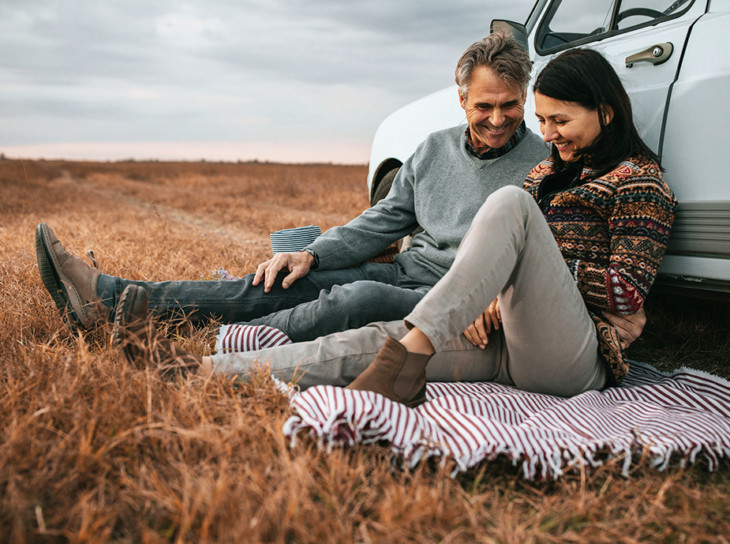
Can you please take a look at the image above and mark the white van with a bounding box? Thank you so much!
[367,0,730,294]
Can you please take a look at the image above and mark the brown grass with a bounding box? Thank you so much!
[1,158,729,543]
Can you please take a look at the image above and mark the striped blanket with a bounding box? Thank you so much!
[283,362,730,480]
[216,324,291,353]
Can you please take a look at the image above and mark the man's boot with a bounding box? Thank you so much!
[35,223,111,330]
[346,336,432,407]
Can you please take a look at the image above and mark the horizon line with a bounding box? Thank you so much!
[0,140,372,166]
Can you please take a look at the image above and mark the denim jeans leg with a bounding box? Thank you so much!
[106,264,404,325]
[244,262,433,342]
[247,280,431,342]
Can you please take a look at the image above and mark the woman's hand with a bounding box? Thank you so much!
[464,298,501,349]
[603,307,647,349]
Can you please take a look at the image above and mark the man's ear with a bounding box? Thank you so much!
[458,88,467,110]
[602,104,614,125]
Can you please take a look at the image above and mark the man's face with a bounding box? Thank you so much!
[459,66,526,152]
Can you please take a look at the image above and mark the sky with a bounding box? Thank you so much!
[0,0,535,164]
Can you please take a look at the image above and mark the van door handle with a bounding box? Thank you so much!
[625,42,673,68]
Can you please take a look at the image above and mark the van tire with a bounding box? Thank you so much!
[371,168,399,206]
[369,166,422,251]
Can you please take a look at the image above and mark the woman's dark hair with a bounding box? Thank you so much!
[533,48,661,176]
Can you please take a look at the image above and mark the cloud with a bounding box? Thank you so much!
[0,0,536,160]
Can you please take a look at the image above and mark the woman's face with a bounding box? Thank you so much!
[534,92,609,164]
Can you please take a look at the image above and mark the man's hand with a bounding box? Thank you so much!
[252,251,315,293]
[464,298,501,349]
[603,307,647,350]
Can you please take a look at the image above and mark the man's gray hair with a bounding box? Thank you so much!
[455,30,532,100]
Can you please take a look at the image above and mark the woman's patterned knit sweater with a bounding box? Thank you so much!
[523,155,677,385]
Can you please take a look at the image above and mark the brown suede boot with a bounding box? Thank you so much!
[346,336,432,407]
[113,285,201,380]
[35,223,111,330]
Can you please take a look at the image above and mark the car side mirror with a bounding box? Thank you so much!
[490,20,529,52]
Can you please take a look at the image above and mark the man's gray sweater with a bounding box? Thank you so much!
[308,125,549,285]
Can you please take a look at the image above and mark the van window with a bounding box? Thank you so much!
[614,0,693,30]
[536,0,615,51]
[535,0,696,53]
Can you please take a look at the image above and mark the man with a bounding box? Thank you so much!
[37,32,550,344]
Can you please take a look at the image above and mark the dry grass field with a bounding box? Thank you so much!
[1,158,729,543]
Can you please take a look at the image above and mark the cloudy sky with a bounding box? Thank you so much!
[0,0,535,163]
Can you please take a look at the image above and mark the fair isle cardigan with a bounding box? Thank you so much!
[523,156,677,386]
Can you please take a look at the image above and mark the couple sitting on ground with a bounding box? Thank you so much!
[36,34,676,406]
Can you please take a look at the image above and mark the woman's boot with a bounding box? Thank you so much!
[346,336,432,407]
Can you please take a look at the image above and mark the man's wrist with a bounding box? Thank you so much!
[301,248,319,269]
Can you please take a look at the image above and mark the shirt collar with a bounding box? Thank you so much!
[465,121,527,160]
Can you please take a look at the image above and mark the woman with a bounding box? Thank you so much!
[115,49,676,404]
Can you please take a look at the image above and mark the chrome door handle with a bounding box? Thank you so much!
[626,42,674,68]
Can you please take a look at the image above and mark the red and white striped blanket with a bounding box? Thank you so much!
[283,362,730,480]
[216,324,291,353]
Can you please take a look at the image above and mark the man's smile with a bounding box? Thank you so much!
[482,124,508,134]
